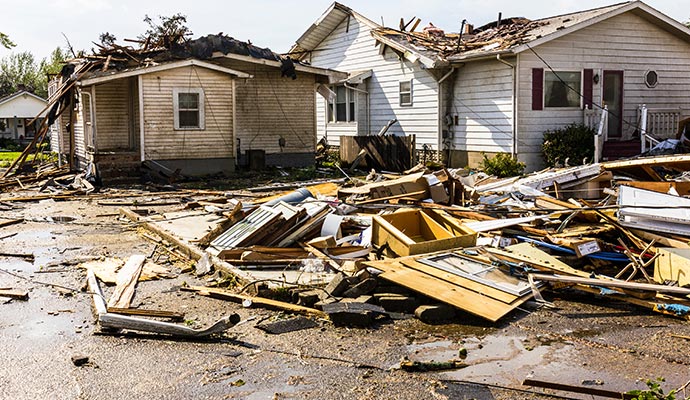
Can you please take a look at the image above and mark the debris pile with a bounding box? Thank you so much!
[104,153,690,328]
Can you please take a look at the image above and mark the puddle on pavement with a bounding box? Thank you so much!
[404,331,646,398]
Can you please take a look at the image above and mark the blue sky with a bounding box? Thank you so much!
[0,0,687,60]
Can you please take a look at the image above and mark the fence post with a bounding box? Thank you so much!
[640,104,648,153]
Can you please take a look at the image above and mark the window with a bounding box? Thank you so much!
[399,80,413,106]
[328,85,355,122]
[544,71,581,108]
[173,88,205,130]
[645,70,658,88]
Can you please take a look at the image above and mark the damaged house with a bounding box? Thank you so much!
[49,35,345,177]
[291,1,690,171]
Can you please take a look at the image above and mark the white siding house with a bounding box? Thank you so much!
[291,3,443,150]
[0,91,47,141]
[295,1,690,171]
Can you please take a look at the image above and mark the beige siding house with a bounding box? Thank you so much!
[296,1,690,171]
[52,43,345,177]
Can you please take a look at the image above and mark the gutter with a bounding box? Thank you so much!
[496,54,518,157]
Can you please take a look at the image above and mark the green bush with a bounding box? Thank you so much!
[480,152,525,178]
[542,123,595,167]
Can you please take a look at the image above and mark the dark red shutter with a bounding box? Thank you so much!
[532,68,543,110]
[583,69,593,109]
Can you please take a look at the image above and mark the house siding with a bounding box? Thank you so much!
[218,60,317,163]
[94,79,132,150]
[517,11,690,170]
[141,66,234,161]
[307,16,439,149]
[451,58,514,160]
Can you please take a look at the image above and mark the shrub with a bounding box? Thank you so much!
[480,152,525,177]
[542,123,595,167]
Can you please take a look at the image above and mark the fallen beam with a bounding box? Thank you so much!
[87,269,239,337]
[523,379,635,399]
[529,273,690,296]
[186,286,328,319]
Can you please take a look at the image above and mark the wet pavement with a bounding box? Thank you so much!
[0,192,689,399]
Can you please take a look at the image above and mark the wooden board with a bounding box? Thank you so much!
[187,286,327,318]
[619,181,690,196]
[486,243,592,278]
[365,260,529,322]
[108,254,146,309]
[340,135,415,172]
[401,259,518,304]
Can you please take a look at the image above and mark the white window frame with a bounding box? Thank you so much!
[173,87,205,130]
[399,79,413,106]
[328,85,356,123]
[543,70,582,109]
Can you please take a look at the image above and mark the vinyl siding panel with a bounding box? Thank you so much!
[219,61,316,155]
[94,79,132,150]
[452,59,514,154]
[309,16,439,149]
[141,66,234,160]
[517,11,690,170]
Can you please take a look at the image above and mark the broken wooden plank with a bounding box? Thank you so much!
[106,307,184,321]
[87,269,239,337]
[118,207,254,285]
[186,286,327,318]
[529,273,690,296]
[108,254,146,308]
[0,289,29,300]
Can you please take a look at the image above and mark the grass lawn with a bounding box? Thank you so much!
[0,151,55,168]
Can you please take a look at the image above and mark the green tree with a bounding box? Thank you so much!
[138,14,192,47]
[0,47,67,99]
[0,32,15,49]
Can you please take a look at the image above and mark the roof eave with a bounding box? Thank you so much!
[213,52,347,81]
[371,32,442,69]
[78,59,251,86]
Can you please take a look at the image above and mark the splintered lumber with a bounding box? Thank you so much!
[529,273,690,296]
[119,207,254,285]
[107,254,146,308]
[186,286,327,319]
[87,270,239,337]
[0,218,23,228]
[0,289,29,300]
[364,259,530,322]
[485,243,592,278]
[106,307,184,321]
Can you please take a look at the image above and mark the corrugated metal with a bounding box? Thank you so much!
[141,66,234,160]
[517,11,690,170]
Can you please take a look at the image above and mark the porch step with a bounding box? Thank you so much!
[602,140,641,160]
[93,152,141,181]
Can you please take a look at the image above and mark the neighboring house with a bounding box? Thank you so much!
[292,1,690,171]
[0,90,47,142]
[49,35,345,176]
[289,3,444,155]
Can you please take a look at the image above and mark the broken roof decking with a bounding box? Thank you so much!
[372,1,690,64]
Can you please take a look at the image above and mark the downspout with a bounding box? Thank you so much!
[436,67,456,164]
[496,54,517,157]
[344,82,369,134]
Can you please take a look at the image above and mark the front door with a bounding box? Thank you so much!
[603,70,624,138]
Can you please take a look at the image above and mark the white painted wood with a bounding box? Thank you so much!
[107,254,146,309]
[94,79,131,150]
[306,15,439,149]
[138,75,145,162]
[451,58,514,154]
[517,11,690,170]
